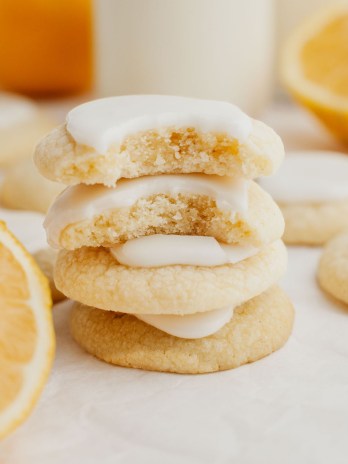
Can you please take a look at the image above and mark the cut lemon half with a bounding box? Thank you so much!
[0,222,54,439]
[281,4,348,143]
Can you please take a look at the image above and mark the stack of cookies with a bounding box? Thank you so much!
[35,95,294,374]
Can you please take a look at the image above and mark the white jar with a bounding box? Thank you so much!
[94,0,275,115]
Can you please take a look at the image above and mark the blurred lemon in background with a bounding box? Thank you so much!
[0,0,92,96]
[281,5,348,144]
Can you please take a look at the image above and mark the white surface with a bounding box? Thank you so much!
[67,95,252,152]
[1,103,348,463]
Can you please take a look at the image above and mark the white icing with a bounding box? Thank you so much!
[66,95,253,153]
[136,306,234,339]
[0,92,37,129]
[110,234,257,267]
[259,151,348,203]
[44,174,249,248]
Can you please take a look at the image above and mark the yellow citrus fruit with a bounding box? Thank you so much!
[0,222,54,439]
[281,5,348,144]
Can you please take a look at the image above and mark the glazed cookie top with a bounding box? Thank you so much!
[259,150,348,203]
[44,173,248,247]
[34,95,284,185]
[44,177,284,250]
[66,95,253,153]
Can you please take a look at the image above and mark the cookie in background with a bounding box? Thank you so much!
[0,92,55,167]
[0,158,64,213]
[259,150,348,245]
[318,233,348,305]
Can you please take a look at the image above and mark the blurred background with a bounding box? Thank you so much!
[0,0,347,212]
[0,0,339,106]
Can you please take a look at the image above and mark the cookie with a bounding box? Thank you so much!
[259,150,348,245]
[69,286,294,374]
[0,158,64,213]
[281,201,348,245]
[54,239,287,314]
[317,233,348,304]
[34,95,284,186]
[0,92,54,166]
[46,178,284,249]
[33,248,65,303]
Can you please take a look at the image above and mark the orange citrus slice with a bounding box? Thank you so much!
[0,222,54,439]
[281,5,348,143]
[0,0,92,96]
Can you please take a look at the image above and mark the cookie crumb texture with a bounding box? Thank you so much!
[34,120,283,185]
[318,233,348,304]
[70,286,294,374]
[55,240,287,314]
[58,182,284,249]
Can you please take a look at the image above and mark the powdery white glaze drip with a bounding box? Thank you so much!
[44,174,249,248]
[259,151,348,203]
[135,306,234,339]
[110,234,257,267]
[66,95,253,153]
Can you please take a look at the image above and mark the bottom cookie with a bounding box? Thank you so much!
[70,286,294,374]
[317,233,348,304]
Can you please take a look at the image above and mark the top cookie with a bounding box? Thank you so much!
[34,95,284,186]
